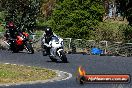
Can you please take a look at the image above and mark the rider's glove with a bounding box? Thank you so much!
[44,43,51,47]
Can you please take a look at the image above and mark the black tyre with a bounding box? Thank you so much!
[25,43,34,54]
[10,45,18,53]
[12,48,19,53]
[59,51,68,63]
[49,56,57,62]
[9,41,18,53]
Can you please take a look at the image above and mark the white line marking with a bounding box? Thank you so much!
[4,63,10,64]
[61,72,72,81]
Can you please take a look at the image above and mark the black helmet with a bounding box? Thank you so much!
[45,27,53,35]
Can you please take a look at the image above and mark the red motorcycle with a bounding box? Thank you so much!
[8,32,34,54]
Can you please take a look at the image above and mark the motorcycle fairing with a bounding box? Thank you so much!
[16,36,23,45]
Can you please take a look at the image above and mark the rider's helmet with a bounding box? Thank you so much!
[45,27,53,36]
[7,21,15,29]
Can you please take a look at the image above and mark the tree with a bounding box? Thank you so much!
[46,0,105,39]
[115,0,132,24]
[40,0,56,18]
[126,0,132,25]
[1,0,40,32]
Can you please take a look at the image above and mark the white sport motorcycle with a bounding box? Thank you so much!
[42,35,68,63]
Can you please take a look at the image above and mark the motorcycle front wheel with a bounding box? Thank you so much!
[10,42,19,53]
[59,50,68,63]
[12,48,19,53]
[25,43,34,54]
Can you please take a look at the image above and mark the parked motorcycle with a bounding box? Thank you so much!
[42,35,68,63]
[4,32,34,54]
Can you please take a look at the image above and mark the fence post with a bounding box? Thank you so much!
[69,38,72,50]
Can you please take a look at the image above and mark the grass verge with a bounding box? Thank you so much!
[0,63,57,84]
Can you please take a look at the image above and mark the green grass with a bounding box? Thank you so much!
[0,63,57,84]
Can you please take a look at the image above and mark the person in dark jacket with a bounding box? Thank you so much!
[4,21,20,40]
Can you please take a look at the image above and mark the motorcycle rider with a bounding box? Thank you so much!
[4,21,24,50]
[41,27,54,55]
[4,21,20,40]
[41,27,67,62]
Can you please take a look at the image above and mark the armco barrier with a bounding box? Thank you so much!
[63,38,132,57]
[63,38,96,54]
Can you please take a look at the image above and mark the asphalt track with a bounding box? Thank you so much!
[0,50,132,88]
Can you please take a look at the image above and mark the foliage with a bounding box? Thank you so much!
[95,21,132,43]
[1,0,41,32]
[119,24,132,42]
[95,22,126,42]
[115,0,132,25]
[0,11,6,21]
[1,0,132,43]
[0,26,4,32]
[40,0,56,18]
[44,0,105,39]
